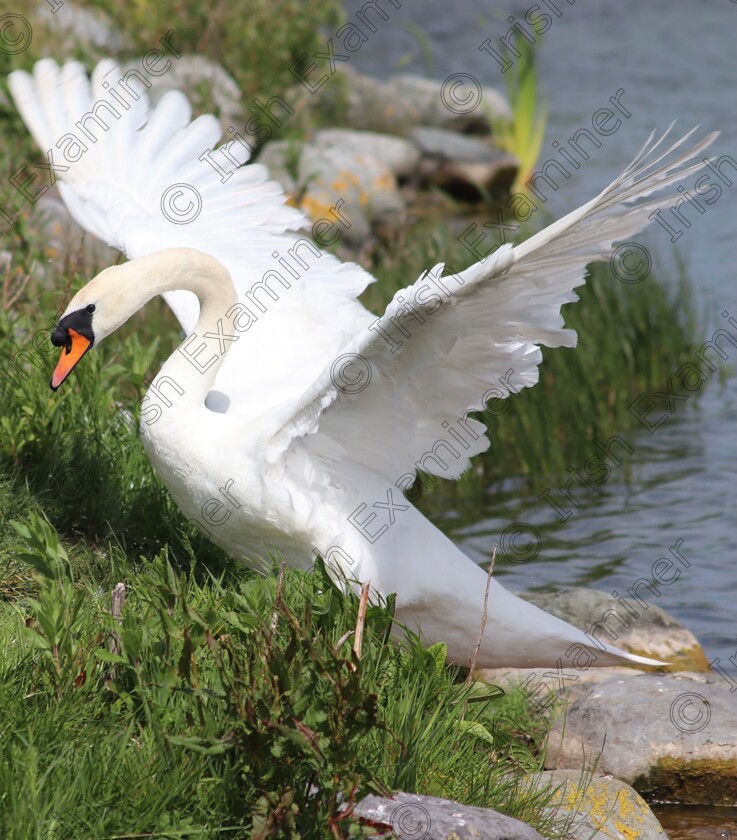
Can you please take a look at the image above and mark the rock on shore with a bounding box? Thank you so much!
[545,674,737,805]
[524,770,669,840]
[348,791,545,839]
[521,587,711,672]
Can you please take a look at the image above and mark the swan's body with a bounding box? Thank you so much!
[9,59,718,669]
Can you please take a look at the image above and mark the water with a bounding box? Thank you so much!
[344,0,737,671]
[652,804,737,839]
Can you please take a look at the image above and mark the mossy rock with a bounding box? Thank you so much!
[526,770,668,839]
[521,588,710,672]
[635,755,737,806]
[546,675,737,805]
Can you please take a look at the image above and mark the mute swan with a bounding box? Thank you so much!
[9,59,717,670]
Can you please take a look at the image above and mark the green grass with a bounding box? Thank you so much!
[0,511,566,839]
[485,31,548,195]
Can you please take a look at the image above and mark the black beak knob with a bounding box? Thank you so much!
[50,325,67,347]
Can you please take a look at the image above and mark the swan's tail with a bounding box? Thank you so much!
[395,576,667,671]
[369,508,668,670]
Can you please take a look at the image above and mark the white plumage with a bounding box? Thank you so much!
[9,59,717,669]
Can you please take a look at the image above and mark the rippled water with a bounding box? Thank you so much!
[652,804,737,839]
[345,0,737,669]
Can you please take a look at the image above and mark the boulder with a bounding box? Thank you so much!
[478,665,649,711]
[545,674,737,805]
[348,791,545,839]
[409,126,504,163]
[386,73,511,133]
[526,770,668,839]
[298,145,404,243]
[292,67,511,137]
[408,128,519,199]
[255,140,301,196]
[521,587,710,672]
[34,1,130,53]
[429,158,519,201]
[313,129,421,178]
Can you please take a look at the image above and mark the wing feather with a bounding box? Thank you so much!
[9,58,376,403]
[265,128,718,486]
[8,58,375,334]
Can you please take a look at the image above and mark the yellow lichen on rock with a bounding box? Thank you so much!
[299,195,335,223]
[529,770,668,839]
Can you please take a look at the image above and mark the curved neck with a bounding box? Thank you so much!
[96,248,238,413]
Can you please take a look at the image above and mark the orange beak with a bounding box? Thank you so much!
[50,329,92,391]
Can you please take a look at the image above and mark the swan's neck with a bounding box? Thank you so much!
[97,248,237,412]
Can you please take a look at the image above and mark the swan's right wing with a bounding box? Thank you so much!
[8,59,375,334]
[263,128,718,492]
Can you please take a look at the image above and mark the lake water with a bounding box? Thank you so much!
[344,0,737,673]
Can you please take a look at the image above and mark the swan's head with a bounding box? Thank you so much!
[48,248,233,390]
[49,264,129,390]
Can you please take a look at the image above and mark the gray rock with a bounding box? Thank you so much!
[521,588,710,672]
[255,140,301,196]
[34,1,129,52]
[525,770,668,839]
[410,126,502,163]
[387,73,511,133]
[406,127,518,199]
[478,666,651,719]
[430,158,519,201]
[313,129,421,178]
[295,67,510,136]
[348,791,545,839]
[299,145,403,243]
[545,674,737,804]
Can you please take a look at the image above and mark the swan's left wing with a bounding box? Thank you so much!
[264,127,717,488]
[8,59,374,334]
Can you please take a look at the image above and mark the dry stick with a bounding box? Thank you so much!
[352,581,371,664]
[108,582,126,655]
[270,562,287,636]
[466,544,497,685]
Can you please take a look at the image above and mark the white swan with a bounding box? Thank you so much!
[9,59,716,670]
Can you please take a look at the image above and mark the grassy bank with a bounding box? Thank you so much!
[0,508,566,838]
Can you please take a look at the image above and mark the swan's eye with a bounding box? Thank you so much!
[86,304,96,313]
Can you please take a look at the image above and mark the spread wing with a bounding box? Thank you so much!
[264,127,717,487]
[8,58,374,334]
